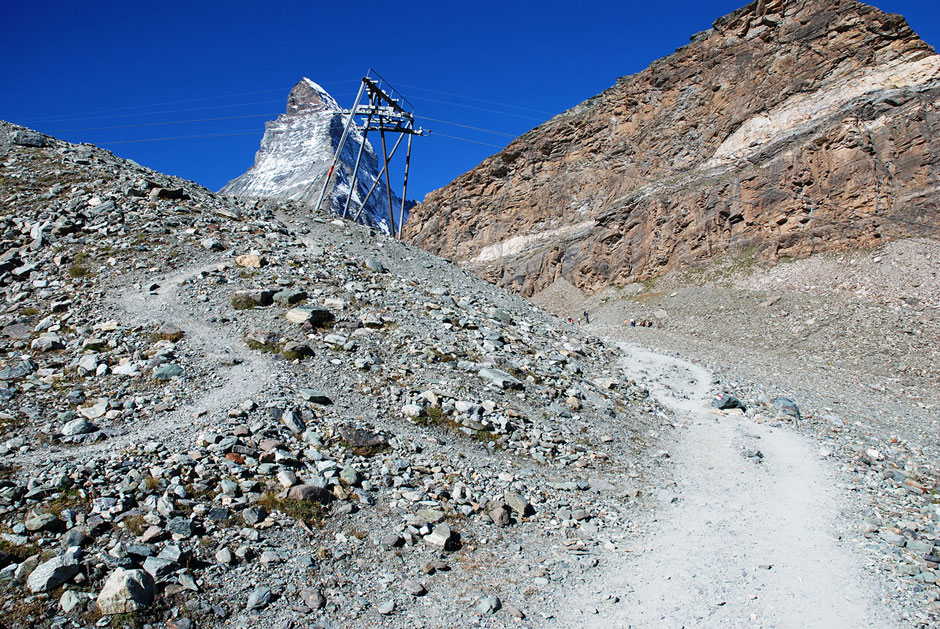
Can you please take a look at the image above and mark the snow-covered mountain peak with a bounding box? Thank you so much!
[220,78,411,235]
[287,78,342,115]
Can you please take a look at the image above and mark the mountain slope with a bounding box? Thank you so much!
[403,0,940,296]
[221,78,408,235]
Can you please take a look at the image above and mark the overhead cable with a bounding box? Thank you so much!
[96,130,263,145]
[427,132,504,149]
[415,116,517,138]
[21,79,361,124]
[408,95,545,122]
[52,113,280,133]
[395,81,555,116]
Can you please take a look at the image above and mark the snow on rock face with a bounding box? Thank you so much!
[221,78,408,235]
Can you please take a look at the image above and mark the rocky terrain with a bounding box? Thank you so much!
[2,114,940,629]
[534,239,940,626]
[403,0,940,297]
[221,78,409,236]
[0,121,673,627]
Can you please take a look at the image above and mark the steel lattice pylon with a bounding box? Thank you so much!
[314,69,426,238]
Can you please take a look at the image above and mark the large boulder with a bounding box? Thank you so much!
[26,551,81,592]
[96,568,155,615]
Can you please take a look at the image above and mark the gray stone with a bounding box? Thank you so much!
[476,595,501,614]
[273,289,306,306]
[79,399,108,420]
[25,512,60,532]
[60,589,84,613]
[286,484,331,503]
[0,360,34,381]
[339,466,360,486]
[246,586,272,610]
[260,550,281,566]
[27,552,81,592]
[378,599,396,615]
[478,368,523,390]
[153,363,183,381]
[301,587,326,610]
[382,533,404,548]
[280,410,305,433]
[425,523,457,550]
[773,397,801,419]
[298,389,332,404]
[489,505,511,527]
[216,547,233,565]
[503,491,532,516]
[61,529,87,548]
[97,568,155,614]
[242,506,268,525]
[365,257,387,273]
[13,130,47,147]
[62,417,96,436]
[31,335,65,352]
[167,516,195,538]
[403,578,426,596]
[143,556,177,581]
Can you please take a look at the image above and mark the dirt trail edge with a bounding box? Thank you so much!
[554,341,897,628]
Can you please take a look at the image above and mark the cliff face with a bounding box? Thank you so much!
[403,0,940,296]
[222,78,408,234]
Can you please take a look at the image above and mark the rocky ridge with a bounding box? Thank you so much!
[0,120,663,627]
[403,0,940,296]
[221,78,409,236]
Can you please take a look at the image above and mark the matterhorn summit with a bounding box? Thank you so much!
[221,78,408,234]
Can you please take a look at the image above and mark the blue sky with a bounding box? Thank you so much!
[1,1,935,202]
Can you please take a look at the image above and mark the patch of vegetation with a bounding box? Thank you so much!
[238,269,257,279]
[421,406,445,425]
[18,307,39,317]
[469,429,504,448]
[45,487,90,516]
[231,294,257,310]
[121,514,147,536]
[334,437,390,458]
[0,535,41,562]
[245,338,282,353]
[0,415,26,438]
[2,592,53,627]
[281,347,310,361]
[258,492,325,528]
[154,328,184,343]
[68,264,92,279]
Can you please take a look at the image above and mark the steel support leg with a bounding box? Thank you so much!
[314,79,366,215]
[397,133,413,239]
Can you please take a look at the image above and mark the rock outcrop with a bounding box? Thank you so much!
[221,78,409,235]
[403,0,940,296]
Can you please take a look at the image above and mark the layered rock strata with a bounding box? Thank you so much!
[404,0,940,295]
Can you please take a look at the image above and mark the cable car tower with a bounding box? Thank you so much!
[314,69,426,239]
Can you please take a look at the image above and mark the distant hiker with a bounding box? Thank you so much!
[583,311,590,324]
[630,319,636,327]
[568,317,573,324]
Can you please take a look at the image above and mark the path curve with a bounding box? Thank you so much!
[555,342,895,628]
[20,262,276,464]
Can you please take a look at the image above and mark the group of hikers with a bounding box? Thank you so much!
[567,311,591,325]
[564,311,655,328]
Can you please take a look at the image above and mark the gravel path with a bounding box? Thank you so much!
[555,342,895,628]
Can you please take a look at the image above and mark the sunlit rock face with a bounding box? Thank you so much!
[404,0,940,296]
